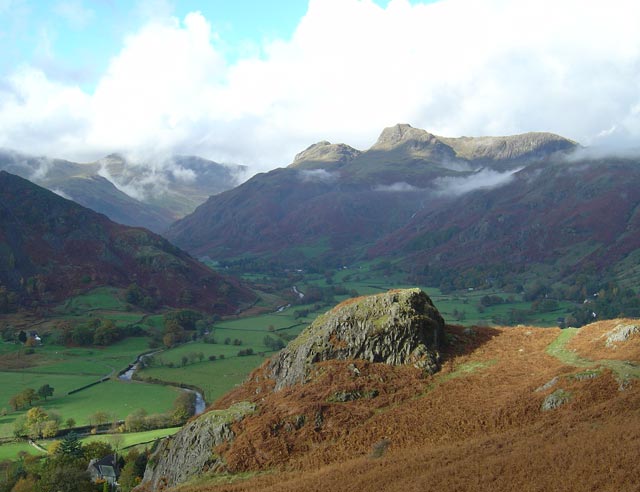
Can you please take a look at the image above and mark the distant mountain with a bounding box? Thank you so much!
[0,171,255,313]
[371,157,640,286]
[0,149,245,233]
[167,125,618,287]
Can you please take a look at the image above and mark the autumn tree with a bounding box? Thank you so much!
[37,384,54,400]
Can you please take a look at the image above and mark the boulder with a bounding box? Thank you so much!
[268,288,445,390]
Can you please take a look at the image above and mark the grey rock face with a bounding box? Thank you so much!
[268,288,445,390]
[535,376,559,393]
[541,389,571,411]
[605,324,640,347]
[290,141,362,168]
[138,402,255,491]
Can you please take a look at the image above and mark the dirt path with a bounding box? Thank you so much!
[546,328,640,379]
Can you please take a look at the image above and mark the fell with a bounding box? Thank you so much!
[139,290,640,492]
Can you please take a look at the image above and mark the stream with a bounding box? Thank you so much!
[119,352,206,416]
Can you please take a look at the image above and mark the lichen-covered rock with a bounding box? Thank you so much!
[605,324,640,347]
[268,288,445,390]
[541,389,571,411]
[535,376,559,393]
[137,402,255,491]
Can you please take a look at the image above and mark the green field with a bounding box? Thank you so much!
[79,427,181,449]
[0,379,179,438]
[0,337,151,399]
[56,287,129,312]
[0,441,45,460]
[290,263,576,328]
[139,347,272,403]
[0,336,179,440]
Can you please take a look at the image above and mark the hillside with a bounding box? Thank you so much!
[371,157,640,285]
[0,149,245,233]
[0,171,255,313]
[136,290,640,492]
[166,125,635,290]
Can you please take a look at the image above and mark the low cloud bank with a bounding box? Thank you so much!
[435,168,522,196]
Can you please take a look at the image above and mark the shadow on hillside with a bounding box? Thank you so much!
[440,324,502,362]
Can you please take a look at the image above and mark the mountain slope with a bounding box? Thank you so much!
[0,171,254,313]
[371,157,640,284]
[167,125,630,289]
[137,291,640,492]
[0,149,245,233]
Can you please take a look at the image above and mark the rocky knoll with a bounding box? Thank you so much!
[268,288,445,390]
[136,289,445,490]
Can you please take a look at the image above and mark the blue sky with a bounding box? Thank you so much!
[0,0,638,170]
[1,0,431,91]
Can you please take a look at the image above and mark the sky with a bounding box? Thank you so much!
[1,0,639,172]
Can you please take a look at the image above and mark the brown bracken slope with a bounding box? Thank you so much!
[175,319,640,492]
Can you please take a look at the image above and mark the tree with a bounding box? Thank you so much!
[35,458,94,492]
[119,449,147,492]
[9,476,38,492]
[18,330,27,344]
[125,409,148,432]
[25,407,49,438]
[93,319,119,346]
[83,441,114,461]
[89,411,110,428]
[58,432,83,459]
[65,418,76,429]
[125,283,142,305]
[47,440,63,455]
[42,420,59,438]
[23,388,37,407]
[172,392,196,424]
[9,394,22,411]
[37,384,54,401]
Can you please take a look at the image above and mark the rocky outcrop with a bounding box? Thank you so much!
[605,323,640,347]
[541,389,572,411]
[290,141,362,168]
[370,124,459,163]
[138,402,255,491]
[138,289,444,489]
[370,124,576,166]
[440,132,577,164]
[268,288,445,390]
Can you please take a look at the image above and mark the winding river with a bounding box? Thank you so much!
[119,353,205,416]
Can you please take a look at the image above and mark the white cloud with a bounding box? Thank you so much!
[298,169,339,183]
[434,168,522,196]
[374,182,421,192]
[1,0,640,174]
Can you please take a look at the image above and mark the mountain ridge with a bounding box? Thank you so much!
[0,149,245,233]
[164,124,637,292]
[0,170,254,313]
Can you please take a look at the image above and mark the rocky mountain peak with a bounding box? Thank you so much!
[290,140,362,168]
[369,124,459,163]
[440,132,578,162]
[371,124,439,150]
[268,288,445,390]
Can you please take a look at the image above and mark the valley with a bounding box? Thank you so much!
[1,125,639,491]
